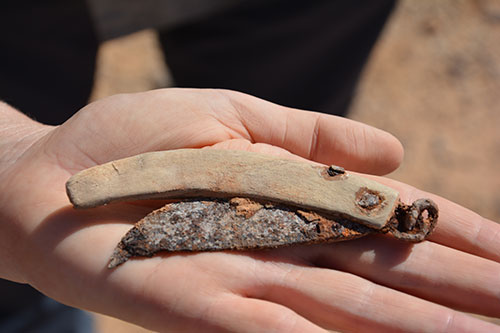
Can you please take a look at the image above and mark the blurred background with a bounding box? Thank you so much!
[88,0,499,331]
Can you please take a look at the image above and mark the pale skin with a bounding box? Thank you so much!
[0,88,499,332]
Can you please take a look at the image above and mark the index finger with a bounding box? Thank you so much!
[50,89,403,176]
[216,90,404,175]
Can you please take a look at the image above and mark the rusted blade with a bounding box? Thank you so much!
[108,197,374,268]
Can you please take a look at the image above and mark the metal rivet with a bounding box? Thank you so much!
[327,165,345,177]
[356,188,383,210]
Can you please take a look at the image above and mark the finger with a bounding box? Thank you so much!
[205,295,327,333]
[375,176,500,263]
[218,89,404,175]
[50,89,403,175]
[304,236,500,317]
[244,263,500,332]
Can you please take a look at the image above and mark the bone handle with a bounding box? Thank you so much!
[66,149,399,229]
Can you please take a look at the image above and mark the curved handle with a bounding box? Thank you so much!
[66,149,400,229]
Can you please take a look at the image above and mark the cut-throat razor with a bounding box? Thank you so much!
[65,149,438,268]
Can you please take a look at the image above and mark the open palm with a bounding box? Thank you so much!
[1,89,498,332]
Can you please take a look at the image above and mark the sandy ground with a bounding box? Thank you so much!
[89,0,500,331]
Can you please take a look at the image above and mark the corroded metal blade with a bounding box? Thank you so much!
[108,197,374,268]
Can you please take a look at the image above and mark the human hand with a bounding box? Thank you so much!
[0,89,498,332]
